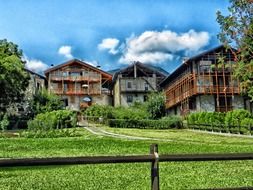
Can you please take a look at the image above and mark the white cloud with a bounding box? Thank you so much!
[98,38,120,55]
[24,55,49,73]
[58,45,73,59]
[119,29,210,64]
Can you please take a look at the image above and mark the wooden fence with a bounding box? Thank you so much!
[0,144,253,190]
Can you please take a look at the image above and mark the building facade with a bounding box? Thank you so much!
[160,45,250,115]
[112,62,167,106]
[45,59,112,110]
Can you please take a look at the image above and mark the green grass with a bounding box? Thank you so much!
[0,128,253,189]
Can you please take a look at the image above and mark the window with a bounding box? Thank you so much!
[127,95,133,103]
[127,81,132,89]
[144,95,148,102]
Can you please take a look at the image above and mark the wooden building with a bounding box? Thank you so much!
[45,59,112,110]
[160,45,248,115]
[112,61,168,106]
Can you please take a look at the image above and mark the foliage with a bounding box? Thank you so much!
[29,89,64,117]
[225,109,252,133]
[84,104,149,121]
[187,109,253,134]
[145,91,166,119]
[0,113,9,132]
[216,0,253,99]
[85,104,113,119]
[108,116,182,129]
[0,39,30,112]
[28,110,77,132]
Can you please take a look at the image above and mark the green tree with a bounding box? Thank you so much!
[146,92,166,119]
[0,39,29,112]
[30,89,64,117]
[216,0,253,99]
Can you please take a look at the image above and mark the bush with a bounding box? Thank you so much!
[108,116,182,129]
[146,92,166,119]
[28,110,77,131]
[240,118,253,135]
[84,104,149,121]
[85,104,113,119]
[187,112,225,131]
[225,109,252,134]
[0,114,9,132]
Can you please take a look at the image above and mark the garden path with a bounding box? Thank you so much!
[78,121,170,141]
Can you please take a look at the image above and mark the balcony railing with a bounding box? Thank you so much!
[52,88,101,95]
[50,75,100,82]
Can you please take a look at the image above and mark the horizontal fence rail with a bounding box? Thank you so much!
[1,153,253,167]
[0,144,253,190]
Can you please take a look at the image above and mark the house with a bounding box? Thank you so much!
[44,59,112,110]
[160,45,250,115]
[112,61,168,106]
[25,68,46,94]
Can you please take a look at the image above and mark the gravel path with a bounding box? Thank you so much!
[78,121,170,141]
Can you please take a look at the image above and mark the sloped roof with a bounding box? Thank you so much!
[160,45,234,87]
[44,59,112,79]
[112,61,168,83]
[25,68,46,79]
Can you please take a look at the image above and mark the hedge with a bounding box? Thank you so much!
[187,109,253,135]
[108,116,183,129]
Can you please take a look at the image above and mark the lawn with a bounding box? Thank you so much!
[0,128,253,189]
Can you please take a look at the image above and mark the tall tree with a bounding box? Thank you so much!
[0,39,29,113]
[216,0,253,98]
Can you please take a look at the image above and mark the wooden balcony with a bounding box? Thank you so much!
[165,85,240,109]
[52,88,101,95]
[50,75,100,82]
[197,85,241,94]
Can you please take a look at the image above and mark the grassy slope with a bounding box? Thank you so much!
[0,128,253,189]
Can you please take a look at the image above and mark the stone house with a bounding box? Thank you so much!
[112,61,168,106]
[44,59,112,110]
[160,45,252,115]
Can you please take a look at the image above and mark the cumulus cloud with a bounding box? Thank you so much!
[119,29,210,64]
[58,45,73,59]
[98,38,120,55]
[24,55,49,73]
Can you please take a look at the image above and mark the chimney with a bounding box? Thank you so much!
[134,63,137,78]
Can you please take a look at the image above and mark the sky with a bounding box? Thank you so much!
[0,0,230,74]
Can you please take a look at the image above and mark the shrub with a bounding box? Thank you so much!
[240,118,253,135]
[0,114,9,132]
[187,111,225,131]
[85,104,113,119]
[28,110,77,131]
[225,109,252,134]
[108,116,182,129]
[146,92,166,119]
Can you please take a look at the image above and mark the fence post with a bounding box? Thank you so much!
[150,144,159,190]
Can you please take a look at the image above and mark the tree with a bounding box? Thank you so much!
[0,39,30,113]
[146,92,166,119]
[216,0,253,99]
[29,89,64,117]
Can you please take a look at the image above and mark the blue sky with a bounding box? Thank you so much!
[0,0,229,74]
